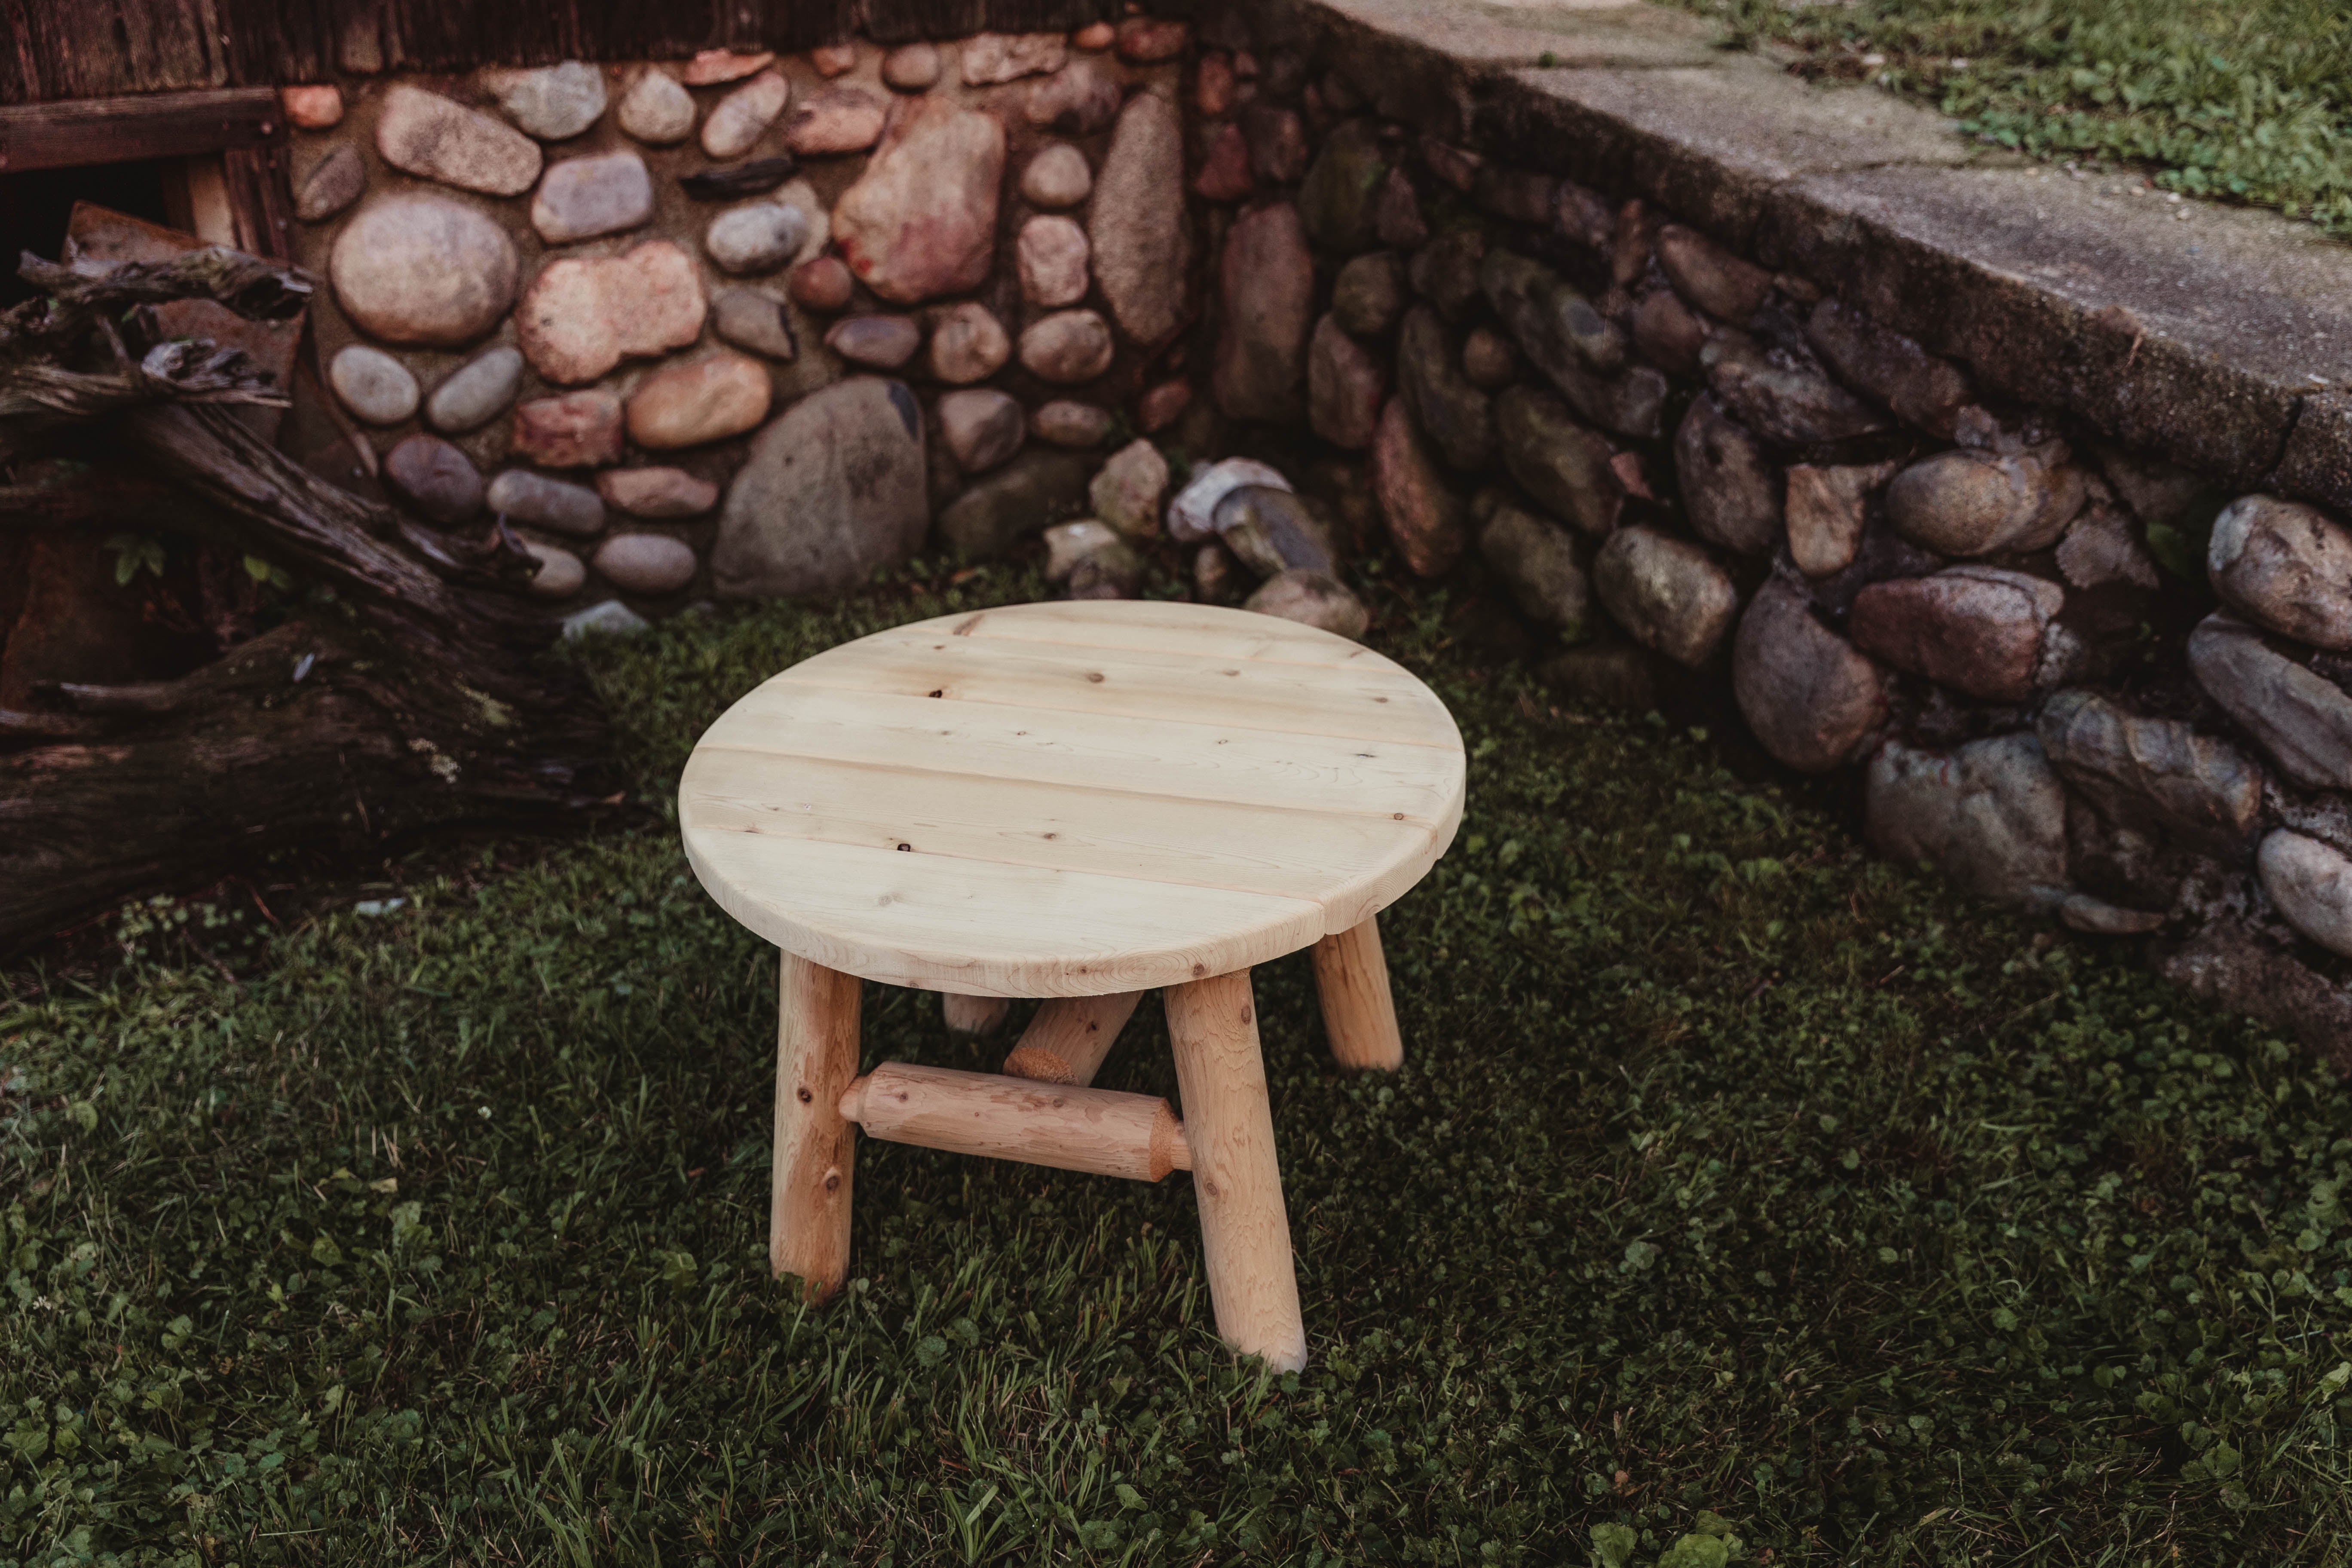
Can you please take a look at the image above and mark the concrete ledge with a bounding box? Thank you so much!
[1308,0,2352,503]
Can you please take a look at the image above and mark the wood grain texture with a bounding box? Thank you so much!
[839,1061,1187,1182]
[1001,990,1143,1085]
[1312,914,1404,1071]
[1165,968,1307,1372]
[771,952,861,1302]
[680,602,1464,997]
[0,89,279,172]
[0,0,1111,104]
[940,992,1010,1038]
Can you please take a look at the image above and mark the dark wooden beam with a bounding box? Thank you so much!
[0,88,283,173]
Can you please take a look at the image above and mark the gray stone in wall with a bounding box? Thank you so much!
[1396,306,1494,471]
[1216,486,1337,580]
[937,389,1025,475]
[1246,570,1369,640]
[383,434,483,526]
[296,143,366,222]
[1478,249,1627,378]
[2034,689,2260,851]
[1298,119,1388,255]
[711,287,800,361]
[2259,830,2352,959]
[1700,330,1890,447]
[705,203,809,275]
[937,448,1095,559]
[617,69,696,145]
[2187,612,2352,790]
[1409,229,1488,324]
[1675,395,1780,557]
[712,378,929,598]
[327,345,418,426]
[330,194,520,348]
[1784,461,1898,577]
[1494,386,1621,537]
[2205,493,2352,650]
[1592,525,1736,668]
[1732,576,1886,773]
[487,469,605,538]
[530,150,654,244]
[1885,444,2086,557]
[594,533,698,596]
[487,61,607,141]
[1864,733,2067,908]
[1090,93,1191,346]
[2053,502,2160,590]
[1478,503,1588,638]
[1801,300,1971,440]
[1332,252,1408,338]
[425,346,525,434]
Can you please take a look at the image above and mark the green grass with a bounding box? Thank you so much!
[1678,0,2352,233]
[8,567,2352,1564]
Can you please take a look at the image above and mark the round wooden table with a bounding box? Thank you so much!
[680,600,1464,1370]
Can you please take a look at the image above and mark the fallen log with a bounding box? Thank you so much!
[0,248,615,949]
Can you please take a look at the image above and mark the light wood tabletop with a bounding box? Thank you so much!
[679,599,1466,998]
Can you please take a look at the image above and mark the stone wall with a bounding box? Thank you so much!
[1161,0,2352,1057]
[279,21,1197,630]
[266,0,2352,1054]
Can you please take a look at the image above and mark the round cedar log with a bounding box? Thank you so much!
[1000,990,1145,1085]
[1164,968,1309,1372]
[1310,915,1404,1071]
[771,952,862,1301]
[839,1060,1188,1182]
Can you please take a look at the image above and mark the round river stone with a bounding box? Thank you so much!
[330,194,520,348]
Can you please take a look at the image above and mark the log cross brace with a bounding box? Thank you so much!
[839,1062,1192,1183]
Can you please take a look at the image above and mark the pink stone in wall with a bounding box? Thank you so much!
[281,84,343,129]
[1018,309,1115,385]
[1018,215,1091,308]
[831,98,1005,305]
[599,467,720,517]
[1372,397,1468,578]
[1196,53,1235,116]
[1115,17,1188,61]
[1023,59,1122,135]
[1072,21,1115,50]
[1194,123,1253,201]
[811,42,860,77]
[1309,314,1383,450]
[959,32,1069,85]
[626,351,773,449]
[927,301,1010,384]
[513,389,625,468]
[784,87,888,156]
[1137,379,1192,435]
[788,256,855,312]
[683,50,775,86]
[516,241,707,385]
[376,84,542,196]
[701,70,790,159]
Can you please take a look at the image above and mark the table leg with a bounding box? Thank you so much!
[772,950,861,1302]
[940,992,1010,1038]
[1311,915,1404,1072]
[1164,968,1308,1372]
